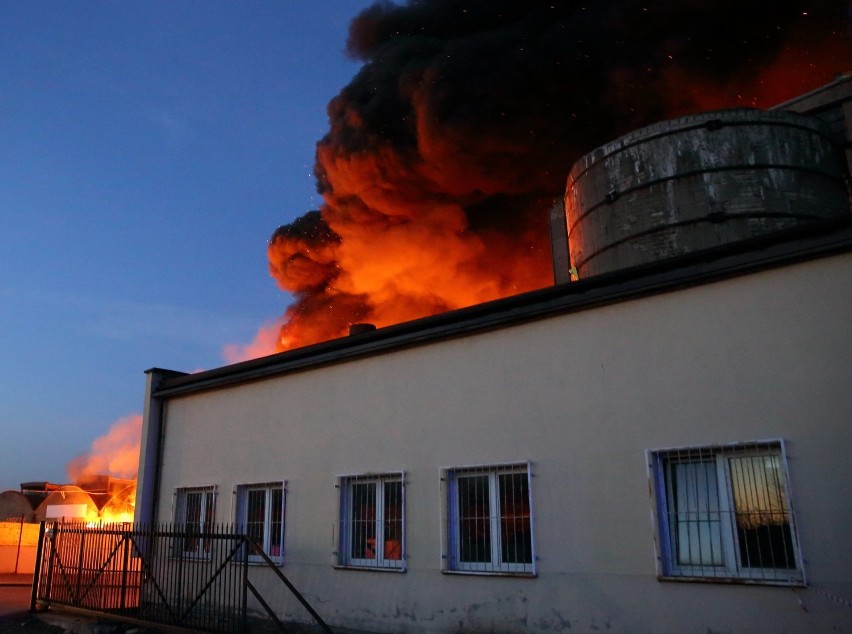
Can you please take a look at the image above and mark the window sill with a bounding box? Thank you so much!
[657,574,805,587]
[441,569,536,578]
[333,564,405,573]
[245,559,284,567]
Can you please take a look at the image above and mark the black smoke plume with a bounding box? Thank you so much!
[252,0,850,355]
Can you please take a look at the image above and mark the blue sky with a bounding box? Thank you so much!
[0,1,374,491]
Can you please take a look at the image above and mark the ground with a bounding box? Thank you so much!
[0,578,162,633]
[0,611,63,633]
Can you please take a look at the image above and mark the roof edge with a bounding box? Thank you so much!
[152,219,852,400]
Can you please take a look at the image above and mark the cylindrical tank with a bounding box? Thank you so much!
[564,109,848,279]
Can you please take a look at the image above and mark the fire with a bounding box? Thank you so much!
[262,196,551,354]
[67,414,141,483]
[65,414,141,523]
[225,0,851,360]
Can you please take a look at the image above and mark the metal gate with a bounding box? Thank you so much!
[32,522,331,633]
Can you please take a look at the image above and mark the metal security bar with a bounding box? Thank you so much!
[651,440,804,584]
[336,473,405,570]
[174,486,216,558]
[443,463,535,575]
[236,482,286,564]
[33,522,332,633]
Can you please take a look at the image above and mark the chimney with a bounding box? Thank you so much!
[349,323,377,336]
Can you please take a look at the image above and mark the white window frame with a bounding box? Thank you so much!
[336,472,405,571]
[441,462,535,576]
[648,440,804,585]
[173,485,216,559]
[234,481,286,565]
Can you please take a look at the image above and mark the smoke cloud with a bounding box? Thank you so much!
[67,414,142,483]
[247,0,850,356]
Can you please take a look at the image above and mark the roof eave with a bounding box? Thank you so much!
[152,219,852,399]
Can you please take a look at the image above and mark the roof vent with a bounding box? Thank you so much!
[349,323,376,336]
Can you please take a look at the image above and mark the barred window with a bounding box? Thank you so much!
[443,463,534,575]
[650,441,803,584]
[337,473,404,570]
[235,482,285,564]
[174,486,216,558]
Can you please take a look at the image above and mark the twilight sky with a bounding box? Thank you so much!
[2,1,849,493]
[0,1,373,491]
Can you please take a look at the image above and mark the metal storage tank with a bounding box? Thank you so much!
[563,108,849,279]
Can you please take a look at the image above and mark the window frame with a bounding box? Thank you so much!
[648,440,805,586]
[234,481,286,565]
[441,462,536,576]
[173,485,217,559]
[336,472,406,571]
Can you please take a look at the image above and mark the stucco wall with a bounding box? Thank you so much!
[0,521,39,574]
[152,251,852,632]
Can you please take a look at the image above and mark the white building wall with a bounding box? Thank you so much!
[152,251,852,632]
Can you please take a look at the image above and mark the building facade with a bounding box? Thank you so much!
[136,78,852,632]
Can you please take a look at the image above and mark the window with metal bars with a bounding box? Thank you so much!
[443,463,534,575]
[650,441,804,584]
[174,486,216,558]
[235,482,285,564]
[337,473,404,570]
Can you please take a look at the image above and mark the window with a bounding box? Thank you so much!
[443,463,534,575]
[235,482,286,564]
[650,441,803,584]
[337,473,404,570]
[174,486,216,558]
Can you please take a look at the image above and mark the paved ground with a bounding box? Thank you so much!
[0,584,35,616]
[0,575,365,633]
[0,573,35,618]
[0,575,63,632]
[1,575,381,634]
[0,574,155,633]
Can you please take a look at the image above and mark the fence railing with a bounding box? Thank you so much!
[32,522,332,633]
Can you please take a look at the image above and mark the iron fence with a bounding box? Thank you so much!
[32,522,331,633]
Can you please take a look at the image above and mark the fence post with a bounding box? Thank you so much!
[241,534,249,633]
[46,523,59,605]
[14,514,24,574]
[176,529,184,620]
[120,526,131,610]
[30,522,47,612]
[75,525,86,603]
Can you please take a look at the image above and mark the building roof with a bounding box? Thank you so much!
[150,218,852,400]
